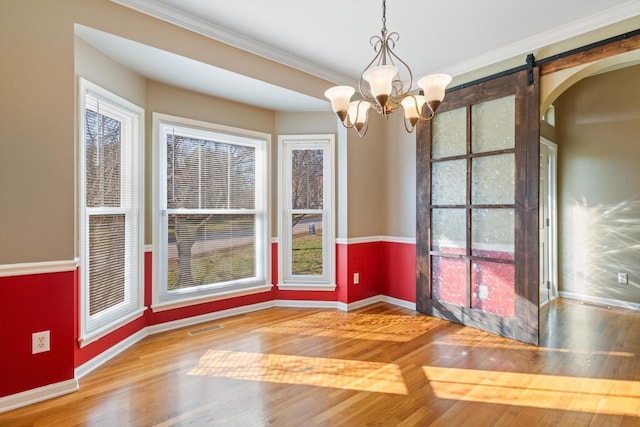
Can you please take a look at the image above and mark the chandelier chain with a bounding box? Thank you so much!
[382,0,387,34]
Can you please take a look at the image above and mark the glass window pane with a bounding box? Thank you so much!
[432,256,466,306]
[471,153,514,204]
[85,109,121,208]
[432,159,466,205]
[471,95,515,153]
[167,214,255,290]
[292,149,323,209]
[431,208,466,254]
[471,260,515,317]
[432,107,467,158]
[167,136,256,210]
[472,209,514,260]
[291,213,323,275]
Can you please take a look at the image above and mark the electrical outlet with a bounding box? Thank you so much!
[478,285,489,300]
[618,272,628,284]
[32,331,50,354]
[353,272,360,284]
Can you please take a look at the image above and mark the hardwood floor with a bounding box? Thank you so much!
[2,298,640,426]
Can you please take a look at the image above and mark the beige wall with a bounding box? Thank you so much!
[0,0,338,264]
[384,112,418,238]
[1,1,76,263]
[346,113,387,237]
[555,64,640,303]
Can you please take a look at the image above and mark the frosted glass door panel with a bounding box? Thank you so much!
[472,209,514,260]
[472,153,515,204]
[471,95,515,153]
[432,257,466,306]
[471,260,515,317]
[432,107,467,158]
[432,208,466,254]
[432,160,466,205]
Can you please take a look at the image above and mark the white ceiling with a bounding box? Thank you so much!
[81,0,639,112]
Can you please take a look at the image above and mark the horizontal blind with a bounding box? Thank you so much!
[163,124,261,293]
[83,91,139,328]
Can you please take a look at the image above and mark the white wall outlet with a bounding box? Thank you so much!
[618,272,628,284]
[478,285,489,300]
[353,272,360,284]
[32,331,50,354]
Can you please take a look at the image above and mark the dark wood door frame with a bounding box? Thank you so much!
[416,68,540,345]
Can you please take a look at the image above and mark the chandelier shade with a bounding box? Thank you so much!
[324,0,452,136]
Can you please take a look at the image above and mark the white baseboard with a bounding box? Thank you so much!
[0,379,78,414]
[559,291,640,311]
[75,328,148,380]
[381,295,417,310]
[275,299,339,309]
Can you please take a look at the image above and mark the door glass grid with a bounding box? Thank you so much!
[431,96,516,315]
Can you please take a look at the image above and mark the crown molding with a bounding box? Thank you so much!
[110,0,354,86]
[447,1,640,77]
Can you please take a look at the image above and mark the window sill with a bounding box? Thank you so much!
[79,307,147,348]
[277,283,337,291]
[151,283,273,312]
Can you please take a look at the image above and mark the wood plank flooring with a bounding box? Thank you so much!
[2,298,640,426]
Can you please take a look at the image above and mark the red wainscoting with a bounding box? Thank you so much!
[343,241,383,303]
[380,241,416,303]
[0,270,76,398]
[2,238,418,404]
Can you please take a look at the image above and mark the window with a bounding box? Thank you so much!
[153,114,271,310]
[79,79,144,346]
[278,135,335,290]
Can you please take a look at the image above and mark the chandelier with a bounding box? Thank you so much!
[324,0,452,137]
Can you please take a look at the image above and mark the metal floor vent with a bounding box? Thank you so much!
[188,324,223,336]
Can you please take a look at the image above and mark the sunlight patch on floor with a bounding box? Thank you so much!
[257,312,435,342]
[424,366,640,416]
[188,349,408,394]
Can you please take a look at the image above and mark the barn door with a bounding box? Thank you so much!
[416,68,540,345]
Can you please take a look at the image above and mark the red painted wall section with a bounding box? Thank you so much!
[0,271,75,398]
[345,242,382,303]
[380,241,416,303]
[336,243,349,303]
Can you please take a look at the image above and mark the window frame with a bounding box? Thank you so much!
[152,113,271,311]
[277,134,336,291]
[78,78,145,347]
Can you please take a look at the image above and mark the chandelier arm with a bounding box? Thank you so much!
[420,104,436,121]
[356,120,369,137]
[403,117,416,133]
[386,45,414,100]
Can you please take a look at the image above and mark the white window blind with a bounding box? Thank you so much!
[155,116,270,309]
[79,79,144,345]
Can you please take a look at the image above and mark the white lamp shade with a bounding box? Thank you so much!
[348,100,371,125]
[418,73,452,102]
[362,65,398,97]
[400,95,427,120]
[325,86,355,113]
